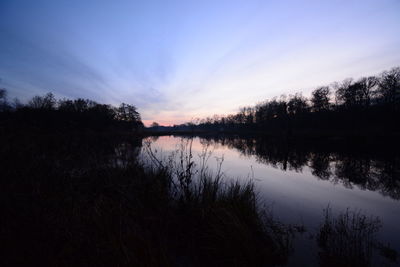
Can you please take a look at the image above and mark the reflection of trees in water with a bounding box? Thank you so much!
[311,153,333,180]
[333,157,400,199]
[199,136,400,200]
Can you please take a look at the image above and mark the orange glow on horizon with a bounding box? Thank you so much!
[143,118,191,127]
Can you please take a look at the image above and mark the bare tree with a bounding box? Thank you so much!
[117,103,141,122]
[287,93,309,115]
[0,88,11,112]
[28,93,56,109]
[311,87,331,112]
[378,67,400,107]
[357,76,378,107]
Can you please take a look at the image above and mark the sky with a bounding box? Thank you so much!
[1,0,400,126]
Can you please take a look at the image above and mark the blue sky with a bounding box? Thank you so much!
[1,0,399,125]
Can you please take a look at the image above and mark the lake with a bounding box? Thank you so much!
[142,135,400,266]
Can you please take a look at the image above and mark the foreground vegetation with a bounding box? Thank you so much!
[317,208,382,267]
[1,131,294,266]
[1,130,397,266]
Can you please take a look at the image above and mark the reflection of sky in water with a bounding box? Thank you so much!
[143,135,400,261]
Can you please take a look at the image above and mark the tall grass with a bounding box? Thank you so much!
[142,137,293,266]
[1,132,292,266]
[317,207,382,267]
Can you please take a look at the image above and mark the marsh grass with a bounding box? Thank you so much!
[317,207,382,267]
[142,137,294,266]
[1,132,292,266]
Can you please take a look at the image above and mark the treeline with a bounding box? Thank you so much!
[154,66,400,134]
[0,90,143,131]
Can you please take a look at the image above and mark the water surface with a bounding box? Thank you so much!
[142,135,400,265]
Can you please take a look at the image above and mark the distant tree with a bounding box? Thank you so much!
[150,122,160,127]
[269,97,287,119]
[357,76,378,107]
[0,88,6,100]
[58,99,75,112]
[378,67,400,108]
[0,88,11,112]
[335,78,370,108]
[334,79,353,107]
[255,102,268,124]
[12,97,23,110]
[89,104,116,120]
[117,103,141,123]
[287,93,309,115]
[311,87,331,112]
[42,92,56,109]
[28,93,56,110]
[236,108,246,124]
[238,107,255,124]
[73,98,90,112]
[29,96,43,109]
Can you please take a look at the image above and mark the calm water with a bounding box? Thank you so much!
[142,135,400,265]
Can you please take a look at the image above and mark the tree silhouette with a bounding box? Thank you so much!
[287,93,309,115]
[28,92,56,110]
[379,67,400,108]
[358,76,378,107]
[311,87,330,112]
[0,91,143,132]
[0,88,11,112]
[117,103,141,122]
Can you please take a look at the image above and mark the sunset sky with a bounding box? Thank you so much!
[1,0,400,125]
